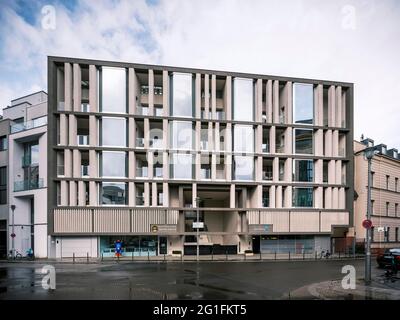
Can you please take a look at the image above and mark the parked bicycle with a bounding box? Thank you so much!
[320,250,331,259]
[8,250,22,259]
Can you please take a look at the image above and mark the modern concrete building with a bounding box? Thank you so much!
[0,117,10,258]
[47,56,354,258]
[2,91,48,258]
[354,138,400,252]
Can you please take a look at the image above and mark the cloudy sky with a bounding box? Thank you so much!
[0,0,399,148]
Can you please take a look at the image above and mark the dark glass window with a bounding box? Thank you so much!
[101,182,127,205]
[293,160,314,182]
[293,187,313,207]
[294,129,313,154]
[0,166,6,205]
[0,136,7,151]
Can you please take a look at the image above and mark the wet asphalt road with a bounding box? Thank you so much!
[0,259,380,300]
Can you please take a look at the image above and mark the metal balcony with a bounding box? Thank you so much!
[14,178,44,192]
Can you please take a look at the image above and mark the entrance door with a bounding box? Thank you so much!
[252,235,260,253]
[159,237,167,255]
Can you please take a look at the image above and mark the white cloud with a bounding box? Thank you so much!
[0,0,399,148]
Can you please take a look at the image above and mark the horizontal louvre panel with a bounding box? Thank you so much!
[54,209,92,233]
[93,209,130,233]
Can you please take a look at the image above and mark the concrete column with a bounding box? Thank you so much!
[195,73,201,118]
[336,86,342,127]
[128,68,136,115]
[328,160,336,184]
[266,80,273,123]
[270,126,276,154]
[328,85,336,127]
[72,149,81,178]
[315,187,323,209]
[255,125,262,153]
[148,69,154,116]
[128,118,135,148]
[144,118,150,149]
[129,182,135,206]
[226,123,232,152]
[286,82,293,124]
[163,152,169,179]
[89,181,97,206]
[89,115,97,147]
[273,157,279,182]
[256,156,262,182]
[315,159,323,183]
[163,182,169,207]
[152,182,157,206]
[208,122,213,151]
[78,181,86,206]
[285,127,292,154]
[195,121,201,151]
[314,84,323,126]
[129,151,135,179]
[284,186,292,208]
[162,119,168,149]
[89,65,98,112]
[64,149,72,177]
[89,150,97,178]
[314,129,323,156]
[192,183,197,207]
[324,187,332,209]
[204,74,210,119]
[225,76,232,121]
[148,152,154,179]
[275,185,282,208]
[335,160,342,185]
[211,153,216,180]
[195,153,201,180]
[60,181,68,205]
[332,130,339,157]
[144,182,150,206]
[73,63,81,112]
[273,80,279,123]
[226,154,232,181]
[163,70,169,116]
[230,184,235,208]
[211,74,216,119]
[215,122,220,152]
[269,185,276,208]
[256,79,262,122]
[332,187,339,209]
[68,114,77,146]
[325,130,332,156]
[339,187,345,209]
[284,158,292,182]
[64,63,72,111]
[60,114,68,145]
[69,181,77,206]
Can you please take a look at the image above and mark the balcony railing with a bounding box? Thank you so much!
[137,105,149,115]
[22,155,38,167]
[136,137,145,148]
[200,168,211,179]
[262,143,269,153]
[154,167,163,178]
[14,178,44,192]
[136,167,148,177]
[81,103,90,112]
[11,116,47,134]
[81,165,89,176]
[77,135,89,146]
[149,138,163,149]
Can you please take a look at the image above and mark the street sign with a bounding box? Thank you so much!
[362,219,372,229]
[192,222,204,229]
[10,233,16,238]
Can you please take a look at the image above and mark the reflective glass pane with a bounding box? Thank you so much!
[171,73,193,117]
[293,83,314,124]
[294,129,313,154]
[170,153,193,179]
[233,78,254,121]
[102,182,126,205]
[293,160,314,182]
[234,156,254,180]
[101,67,126,113]
[233,125,254,153]
[292,188,313,207]
[170,121,193,149]
[102,151,126,177]
[101,117,126,147]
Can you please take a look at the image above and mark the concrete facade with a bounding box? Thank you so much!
[47,56,354,258]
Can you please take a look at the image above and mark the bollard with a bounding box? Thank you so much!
[87,252,89,263]
[164,253,166,262]
[315,251,317,260]
[148,251,150,261]
[274,251,277,260]
[303,251,305,260]
[132,251,134,261]
[259,251,262,261]
[181,252,183,263]
[73,252,75,264]
[211,249,214,261]
[244,252,246,261]
[101,252,103,262]
[225,250,228,261]
[289,251,291,261]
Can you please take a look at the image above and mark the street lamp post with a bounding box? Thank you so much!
[10,204,16,259]
[364,147,378,284]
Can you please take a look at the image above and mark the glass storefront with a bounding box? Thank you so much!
[100,236,158,257]
[260,235,315,254]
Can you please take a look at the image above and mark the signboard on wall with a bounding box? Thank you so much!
[248,224,273,233]
[150,224,177,233]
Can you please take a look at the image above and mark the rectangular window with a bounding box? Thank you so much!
[323,160,328,183]
[234,156,254,180]
[100,117,126,147]
[101,67,127,113]
[233,78,254,121]
[233,125,254,153]
[293,83,314,124]
[384,227,390,242]
[395,178,398,192]
[170,153,194,179]
[371,171,375,187]
[170,121,193,149]
[170,73,193,117]
[294,128,313,154]
[101,151,127,177]
[0,166,6,205]
[293,159,314,182]
[371,200,375,214]
[386,175,390,190]
[371,226,374,242]
[262,187,270,208]
[396,227,399,243]
[292,187,313,207]
[396,203,398,217]
[101,182,127,205]
[386,202,390,216]
[0,136,7,151]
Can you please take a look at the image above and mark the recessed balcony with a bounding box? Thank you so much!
[14,178,44,192]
